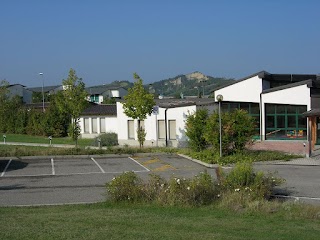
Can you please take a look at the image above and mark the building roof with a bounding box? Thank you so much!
[302,108,320,117]
[28,85,62,93]
[85,86,122,95]
[155,98,215,108]
[8,84,26,88]
[212,70,318,92]
[261,79,315,94]
[81,103,117,116]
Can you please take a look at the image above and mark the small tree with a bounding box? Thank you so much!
[204,109,256,155]
[56,68,88,146]
[185,109,209,151]
[137,126,146,148]
[123,73,155,146]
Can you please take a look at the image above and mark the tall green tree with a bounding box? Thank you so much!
[56,68,88,146]
[123,73,155,146]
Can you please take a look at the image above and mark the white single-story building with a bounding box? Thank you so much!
[79,98,216,147]
[79,103,118,138]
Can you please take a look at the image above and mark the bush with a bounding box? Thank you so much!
[204,109,256,155]
[94,132,118,147]
[106,171,218,206]
[185,109,209,151]
[106,171,143,202]
[220,162,284,200]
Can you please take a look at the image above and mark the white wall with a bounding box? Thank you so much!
[116,102,197,147]
[79,115,118,138]
[261,84,311,139]
[214,75,263,103]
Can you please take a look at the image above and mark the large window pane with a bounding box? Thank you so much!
[250,103,260,114]
[84,118,90,133]
[276,105,286,114]
[287,105,296,114]
[297,105,307,114]
[169,120,176,140]
[298,116,306,128]
[266,116,275,128]
[128,120,134,139]
[240,103,249,112]
[287,116,296,128]
[158,120,165,139]
[265,104,276,114]
[100,118,106,133]
[92,118,97,133]
[277,115,285,128]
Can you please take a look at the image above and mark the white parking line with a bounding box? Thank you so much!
[128,157,150,172]
[91,157,105,173]
[273,195,320,201]
[1,159,12,177]
[51,158,55,175]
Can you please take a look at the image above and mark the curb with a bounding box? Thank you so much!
[177,153,219,168]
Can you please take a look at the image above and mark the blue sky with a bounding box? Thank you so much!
[1,0,319,87]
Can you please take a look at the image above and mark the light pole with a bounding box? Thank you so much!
[194,86,200,97]
[202,80,207,97]
[216,94,223,158]
[39,72,45,112]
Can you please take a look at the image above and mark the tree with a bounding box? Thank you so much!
[123,73,155,147]
[56,68,88,146]
[185,109,209,151]
[204,109,256,155]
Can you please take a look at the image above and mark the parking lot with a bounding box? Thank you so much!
[0,154,212,206]
[1,153,320,206]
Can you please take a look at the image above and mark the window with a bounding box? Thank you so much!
[100,118,106,133]
[265,104,307,140]
[158,120,165,139]
[128,120,134,139]
[84,118,90,133]
[92,118,98,133]
[218,101,260,138]
[169,120,176,140]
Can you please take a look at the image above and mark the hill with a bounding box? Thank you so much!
[91,72,235,97]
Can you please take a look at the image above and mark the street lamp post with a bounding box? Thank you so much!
[194,86,200,97]
[216,94,223,158]
[39,73,45,112]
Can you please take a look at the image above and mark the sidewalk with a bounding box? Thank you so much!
[0,141,77,149]
[255,157,320,166]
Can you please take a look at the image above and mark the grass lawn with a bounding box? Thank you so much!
[1,133,93,147]
[0,203,319,240]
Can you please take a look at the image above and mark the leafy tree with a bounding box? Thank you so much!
[123,73,155,146]
[204,109,256,155]
[55,68,88,146]
[185,109,209,151]
[137,127,146,148]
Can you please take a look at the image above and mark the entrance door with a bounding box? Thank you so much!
[317,117,320,145]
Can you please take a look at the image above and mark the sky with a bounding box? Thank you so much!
[1,0,319,87]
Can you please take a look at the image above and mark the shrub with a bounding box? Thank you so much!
[204,109,256,155]
[221,162,284,200]
[185,109,209,151]
[106,171,143,202]
[94,132,118,147]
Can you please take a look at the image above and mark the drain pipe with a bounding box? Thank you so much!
[165,108,168,147]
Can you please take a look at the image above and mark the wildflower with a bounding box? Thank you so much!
[217,194,220,198]
[235,188,240,192]
[176,178,180,184]
[160,183,164,188]
[187,187,190,190]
